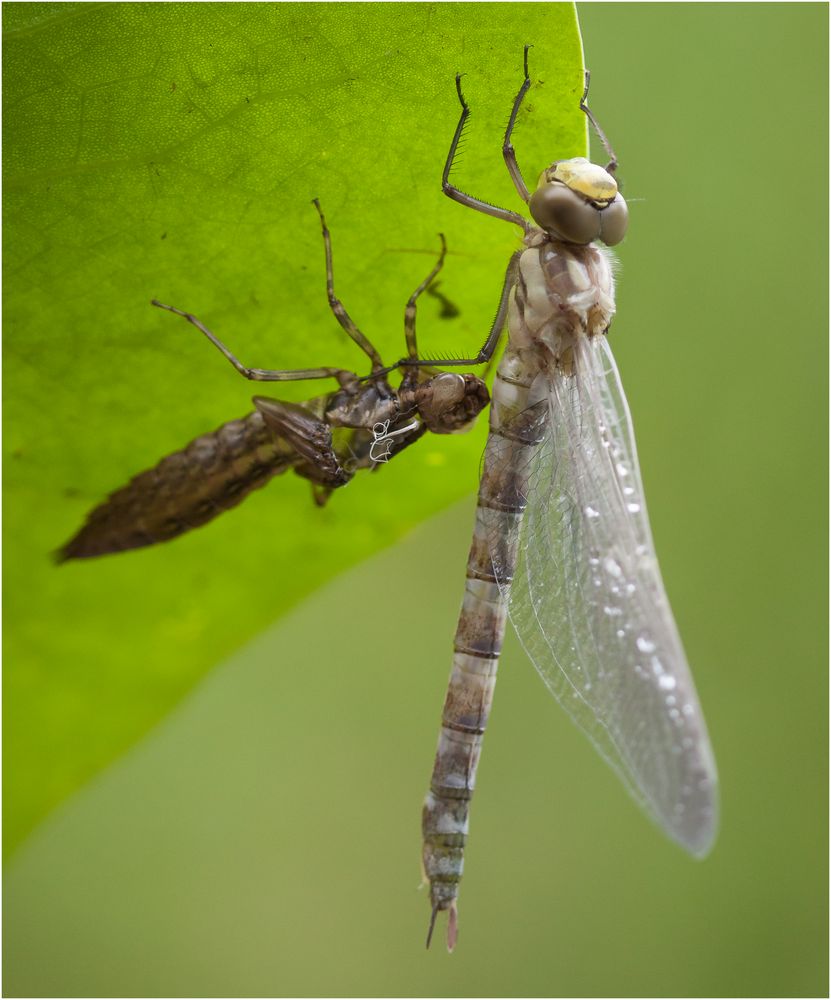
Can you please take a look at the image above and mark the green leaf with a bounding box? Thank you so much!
[3,2,584,854]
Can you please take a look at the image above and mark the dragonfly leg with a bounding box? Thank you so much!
[502,45,533,203]
[311,483,334,507]
[403,233,448,370]
[393,251,521,371]
[152,300,357,386]
[580,69,620,176]
[253,396,352,492]
[312,199,385,372]
[442,73,530,231]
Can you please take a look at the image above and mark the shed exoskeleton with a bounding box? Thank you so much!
[58,202,489,561]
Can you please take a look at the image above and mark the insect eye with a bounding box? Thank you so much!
[599,195,629,247]
[529,183,600,245]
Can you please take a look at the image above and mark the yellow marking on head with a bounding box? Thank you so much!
[545,158,618,203]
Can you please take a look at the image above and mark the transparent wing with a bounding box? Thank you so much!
[488,336,718,855]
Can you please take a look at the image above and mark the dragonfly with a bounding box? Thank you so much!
[57,200,490,561]
[393,48,719,950]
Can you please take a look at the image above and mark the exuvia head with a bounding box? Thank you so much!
[528,157,628,247]
[415,372,490,434]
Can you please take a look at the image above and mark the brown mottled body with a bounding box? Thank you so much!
[59,199,494,562]
[422,236,615,944]
[59,371,489,561]
[58,408,295,560]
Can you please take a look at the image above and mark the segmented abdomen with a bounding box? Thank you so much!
[421,348,547,948]
[58,411,296,560]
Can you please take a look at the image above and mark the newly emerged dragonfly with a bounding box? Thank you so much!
[58,201,489,561]
[405,50,718,949]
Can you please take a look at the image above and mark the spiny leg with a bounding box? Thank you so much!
[254,396,350,491]
[312,198,384,371]
[580,69,620,175]
[393,251,520,371]
[151,300,356,386]
[442,73,529,231]
[403,233,448,362]
[502,44,533,202]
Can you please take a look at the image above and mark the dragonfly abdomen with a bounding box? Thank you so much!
[422,355,547,949]
[421,580,502,929]
[58,411,296,560]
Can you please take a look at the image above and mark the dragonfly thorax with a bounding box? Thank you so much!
[325,382,399,430]
[529,158,628,248]
[508,242,616,374]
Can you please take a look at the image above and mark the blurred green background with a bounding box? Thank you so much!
[4,3,828,998]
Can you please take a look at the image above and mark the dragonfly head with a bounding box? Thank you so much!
[529,157,628,247]
[415,372,489,434]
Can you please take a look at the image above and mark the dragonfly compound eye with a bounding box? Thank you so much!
[529,158,626,247]
[529,182,601,245]
[598,194,629,247]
